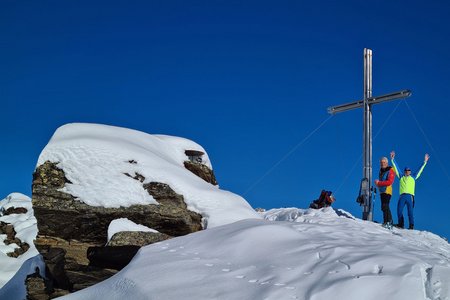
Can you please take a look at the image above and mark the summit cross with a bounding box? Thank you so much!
[328,48,411,221]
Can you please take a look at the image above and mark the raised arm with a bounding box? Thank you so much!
[414,153,429,180]
[390,151,401,178]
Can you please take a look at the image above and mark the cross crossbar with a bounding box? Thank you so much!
[327,90,412,114]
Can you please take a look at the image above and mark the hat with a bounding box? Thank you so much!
[404,166,411,171]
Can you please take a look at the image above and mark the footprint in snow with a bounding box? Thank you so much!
[433,281,441,287]
[112,278,136,292]
[337,260,351,270]
[373,265,383,274]
[432,280,442,294]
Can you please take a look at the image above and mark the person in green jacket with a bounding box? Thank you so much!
[390,151,429,229]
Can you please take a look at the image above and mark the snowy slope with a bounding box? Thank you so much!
[0,193,40,288]
[37,123,260,228]
[59,207,450,300]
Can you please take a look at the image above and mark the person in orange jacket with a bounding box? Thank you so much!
[374,156,395,228]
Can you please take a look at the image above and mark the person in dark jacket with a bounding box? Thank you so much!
[374,156,395,228]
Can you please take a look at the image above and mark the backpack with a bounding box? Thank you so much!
[310,190,335,209]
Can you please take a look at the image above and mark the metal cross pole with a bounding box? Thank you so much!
[327,48,411,221]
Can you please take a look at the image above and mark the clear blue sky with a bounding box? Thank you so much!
[1,0,450,239]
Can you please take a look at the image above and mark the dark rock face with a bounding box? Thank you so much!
[107,231,171,247]
[143,182,188,208]
[31,160,204,298]
[4,206,28,215]
[184,161,218,185]
[87,245,141,270]
[40,247,72,290]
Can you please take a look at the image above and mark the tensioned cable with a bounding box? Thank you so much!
[404,100,450,184]
[243,114,334,196]
[334,100,403,194]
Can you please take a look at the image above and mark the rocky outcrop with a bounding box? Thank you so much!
[31,161,204,298]
[33,195,201,243]
[184,161,218,185]
[34,237,120,296]
[33,162,202,243]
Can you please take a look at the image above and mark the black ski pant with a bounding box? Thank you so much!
[380,193,393,224]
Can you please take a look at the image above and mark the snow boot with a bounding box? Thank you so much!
[394,223,404,229]
[386,222,393,230]
[382,222,393,230]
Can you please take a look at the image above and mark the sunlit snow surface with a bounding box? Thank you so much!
[60,207,450,300]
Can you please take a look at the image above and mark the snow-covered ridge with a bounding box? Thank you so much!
[60,207,450,300]
[37,123,260,228]
[1,197,449,299]
[0,193,40,288]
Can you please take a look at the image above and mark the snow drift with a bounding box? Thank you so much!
[59,207,450,300]
[0,193,41,289]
